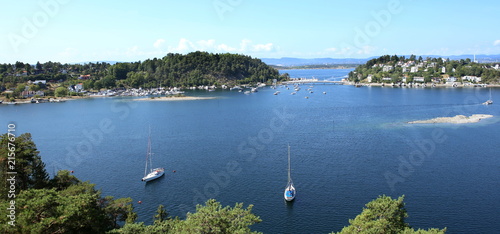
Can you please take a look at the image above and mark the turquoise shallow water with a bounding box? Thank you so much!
[1,69,499,233]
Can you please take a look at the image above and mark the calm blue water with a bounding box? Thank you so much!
[1,69,499,233]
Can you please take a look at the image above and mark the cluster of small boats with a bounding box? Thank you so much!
[89,88,185,97]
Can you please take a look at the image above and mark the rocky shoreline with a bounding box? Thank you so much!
[408,114,494,124]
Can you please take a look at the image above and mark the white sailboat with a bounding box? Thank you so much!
[141,130,165,182]
[483,88,493,105]
[284,144,296,201]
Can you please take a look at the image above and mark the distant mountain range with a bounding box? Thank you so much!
[260,54,500,67]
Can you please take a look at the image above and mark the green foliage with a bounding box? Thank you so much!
[153,204,169,224]
[1,53,280,99]
[0,134,137,233]
[183,199,262,233]
[103,196,136,228]
[114,199,262,234]
[334,195,446,234]
[349,55,500,84]
[50,170,80,190]
[0,133,49,196]
[55,86,68,97]
[0,187,111,233]
[121,51,281,88]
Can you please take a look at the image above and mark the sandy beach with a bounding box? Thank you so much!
[408,114,494,124]
[134,96,217,101]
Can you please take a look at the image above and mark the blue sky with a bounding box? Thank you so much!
[1,0,500,63]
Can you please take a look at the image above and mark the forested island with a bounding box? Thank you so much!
[0,133,446,233]
[0,52,286,101]
[348,55,500,85]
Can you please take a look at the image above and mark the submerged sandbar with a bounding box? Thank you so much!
[408,114,493,124]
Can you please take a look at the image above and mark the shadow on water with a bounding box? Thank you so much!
[143,175,166,187]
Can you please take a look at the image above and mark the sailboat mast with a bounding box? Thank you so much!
[144,136,149,177]
[148,135,153,173]
[144,127,152,177]
[288,144,291,182]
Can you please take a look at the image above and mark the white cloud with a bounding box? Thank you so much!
[216,44,237,52]
[494,40,500,46]
[197,39,216,50]
[168,38,196,53]
[252,43,275,52]
[164,38,277,55]
[240,39,252,51]
[153,39,165,48]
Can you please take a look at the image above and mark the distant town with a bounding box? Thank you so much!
[347,55,500,86]
[2,53,500,105]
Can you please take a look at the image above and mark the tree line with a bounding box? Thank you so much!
[0,52,285,96]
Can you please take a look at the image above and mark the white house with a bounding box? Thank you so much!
[68,83,84,93]
[33,80,46,85]
[414,77,425,82]
[382,65,393,72]
[462,76,481,83]
[410,67,418,73]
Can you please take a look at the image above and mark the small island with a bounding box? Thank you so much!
[408,114,493,124]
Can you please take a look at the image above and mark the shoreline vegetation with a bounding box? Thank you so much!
[407,114,494,124]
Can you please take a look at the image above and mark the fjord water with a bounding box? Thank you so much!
[1,69,499,233]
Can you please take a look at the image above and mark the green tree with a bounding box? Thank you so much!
[154,204,169,224]
[29,84,40,92]
[103,196,136,228]
[0,184,113,233]
[101,75,116,88]
[14,83,26,97]
[94,80,103,90]
[0,133,49,196]
[334,195,446,234]
[114,199,261,233]
[55,86,68,97]
[50,170,80,190]
[182,199,262,233]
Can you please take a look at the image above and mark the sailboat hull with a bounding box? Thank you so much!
[142,168,165,182]
[284,184,296,201]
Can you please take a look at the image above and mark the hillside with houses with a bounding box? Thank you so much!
[348,55,500,85]
[0,52,283,102]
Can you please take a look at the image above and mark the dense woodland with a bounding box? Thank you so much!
[348,55,500,84]
[0,52,284,98]
[1,133,446,233]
